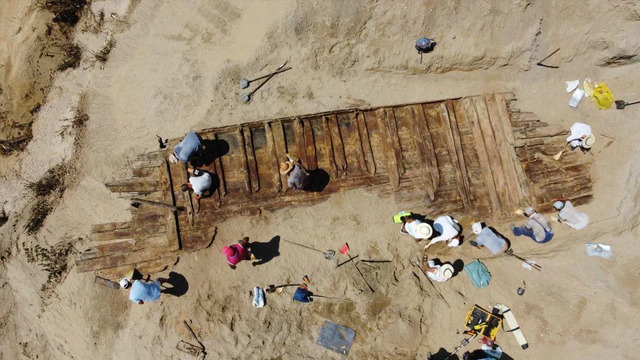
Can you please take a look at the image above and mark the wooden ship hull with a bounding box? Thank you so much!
[78,93,592,279]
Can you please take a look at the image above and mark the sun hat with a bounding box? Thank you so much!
[448,238,460,247]
[582,134,595,148]
[472,222,483,235]
[279,161,294,175]
[222,246,236,256]
[416,223,433,238]
[119,278,131,289]
[440,264,454,280]
[552,201,565,210]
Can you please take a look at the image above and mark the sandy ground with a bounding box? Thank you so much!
[1,0,640,359]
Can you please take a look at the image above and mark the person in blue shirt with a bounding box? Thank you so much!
[120,277,167,305]
[171,132,202,164]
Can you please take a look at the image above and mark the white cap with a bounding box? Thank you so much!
[523,207,535,216]
[120,278,131,289]
[472,222,483,235]
[552,201,565,210]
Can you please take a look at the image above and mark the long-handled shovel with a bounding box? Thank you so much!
[410,258,450,308]
[506,250,542,271]
[282,239,335,260]
[241,61,288,103]
[615,100,640,110]
[340,243,375,293]
[265,284,301,294]
[239,66,292,89]
[310,294,354,302]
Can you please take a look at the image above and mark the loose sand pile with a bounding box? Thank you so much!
[1,1,640,359]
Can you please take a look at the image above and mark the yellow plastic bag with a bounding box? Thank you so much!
[593,83,614,109]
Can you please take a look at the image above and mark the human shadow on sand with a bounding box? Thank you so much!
[248,236,281,266]
[304,169,330,192]
[161,271,189,297]
[196,139,230,167]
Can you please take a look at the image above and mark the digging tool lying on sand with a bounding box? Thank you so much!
[615,99,640,109]
[336,255,359,268]
[536,48,560,69]
[241,61,288,103]
[506,249,541,271]
[282,239,335,260]
[340,243,375,293]
[265,283,301,294]
[410,258,450,308]
[239,66,291,89]
[310,294,354,302]
[443,333,478,360]
[183,320,206,359]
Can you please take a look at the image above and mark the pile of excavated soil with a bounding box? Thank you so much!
[1,1,640,359]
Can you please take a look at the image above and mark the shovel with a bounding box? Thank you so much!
[265,284,301,294]
[282,239,335,260]
[615,100,640,110]
[241,61,288,103]
[239,66,291,89]
[340,243,375,293]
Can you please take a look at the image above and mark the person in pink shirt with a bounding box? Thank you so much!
[222,237,251,269]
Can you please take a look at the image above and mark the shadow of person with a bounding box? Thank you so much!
[428,347,459,360]
[304,169,330,192]
[248,236,280,266]
[197,139,230,167]
[452,259,465,278]
[161,271,189,297]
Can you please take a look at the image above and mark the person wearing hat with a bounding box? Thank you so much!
[469,222,509,255]
[400,214,432,243]
[565,122,595,152]
[551,198,589,230]
[511,207,554,244]
[170,131,203,163]
[222,237,251,269]
[120,277,167,305]
[180,167,213,208]
[422,255,454,283]
[423,215,462,250]
[280,154,309,191]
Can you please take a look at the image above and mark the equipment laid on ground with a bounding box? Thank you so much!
[393,211,413,223]
[615,99,640,110]
[178,320,206,359]
[536,48,560,68]
[464,305,503,341]
[505,249,542,271]
[282,239,335,260]
[340,243,375,292]
[317,320,356,356]
[239,66,291,89]
[494,304,528,350]
[241,61,288,103]
[443,333,478,360]
[415,37,436,64]
[464,260,492,288]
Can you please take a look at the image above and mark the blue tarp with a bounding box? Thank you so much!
[464,260,491,288]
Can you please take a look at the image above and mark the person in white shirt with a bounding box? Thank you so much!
[180,168,213,207]
[422,255,454,283]
[400,215,432,243]
[423,215,461,250]
[565,122,595,152]
[551,199,589,230]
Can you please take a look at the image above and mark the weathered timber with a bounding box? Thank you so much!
[83,93,593,276]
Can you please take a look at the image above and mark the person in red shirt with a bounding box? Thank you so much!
[222,237,251,269]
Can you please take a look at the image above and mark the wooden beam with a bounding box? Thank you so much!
[384,108,405,175]
[376,108,401,189]
[413,104,440,198]
[439,102,470,209]
[293,118,308,167]
[303,119,318,170]
[408,106,435,200]
[322,116,339,179]
[163,159,181,251]
[265,122,284,192]
[271,120,289,190]
[213,133,227,197]
[242,126,260,193]
[356,111,376,176]
[236,128,252,193]
[328,115,347,176]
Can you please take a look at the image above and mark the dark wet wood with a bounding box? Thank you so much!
[81,93,593,275]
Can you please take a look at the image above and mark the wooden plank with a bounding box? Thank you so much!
[242,126,260,193]
[376,108,401,189]
[106,178,159,194]
[322,116,339,178]
[347,112,367,174]
[76,247,177,273]
[236,128,252,193]
[163,159,181,251]
[411,104,439,199]
[328,115,347,177]
[384,108,405,175]
[471,96,511,214]
[173,161,195,226]
[356,111,375,176]
[271,120,289,189]
[485,93,521,209]
[293,118,308,167]
[458,97,501,214]
[213,133,227,197]
[439,101,470,209]
[265,122,283,192]
[407,106,435,200]
[82,235,167,260]
[495,92,532,203]
[303,119,318,170]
